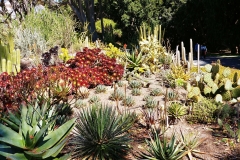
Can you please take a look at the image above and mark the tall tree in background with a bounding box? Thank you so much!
[68,0,98,41]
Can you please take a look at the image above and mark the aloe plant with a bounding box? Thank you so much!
[0,102,76,159]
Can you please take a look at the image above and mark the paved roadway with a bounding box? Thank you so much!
[193,55,240,69]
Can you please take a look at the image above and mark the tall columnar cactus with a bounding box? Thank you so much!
[0,33,21,74]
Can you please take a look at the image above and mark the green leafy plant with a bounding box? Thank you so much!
[69,104,134,159]
[168,102,187,123]
[140,129,187,160]
[186,98,221,124]
[22,7,78,48]
[0,102,76,159]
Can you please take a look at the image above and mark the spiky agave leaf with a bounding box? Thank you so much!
[140,129,187,160]
[70,104,134,159]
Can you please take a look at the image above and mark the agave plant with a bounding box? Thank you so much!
[0,102,76,159]
[69,104,135,159]
[129,80,142,89]
[180,130,206,159]
[140,129,187,160]
[168,102,187,123]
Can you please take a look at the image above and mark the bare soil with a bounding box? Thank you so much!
[72,74,240,160]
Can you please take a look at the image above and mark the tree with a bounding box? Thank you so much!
[68,0,98,41]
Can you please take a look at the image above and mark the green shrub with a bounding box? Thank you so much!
[70,104,134,159]
[21,6,77,49]
[95,18,122,44]
[186,98,222,124]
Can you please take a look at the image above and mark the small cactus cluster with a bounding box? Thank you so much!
[188,61,240,102]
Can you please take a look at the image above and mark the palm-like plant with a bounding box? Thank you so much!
[140,129,188,160]
[70,104,135,159]
[0,102,76,159]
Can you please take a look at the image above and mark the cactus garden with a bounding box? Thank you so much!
[0,1,240,160]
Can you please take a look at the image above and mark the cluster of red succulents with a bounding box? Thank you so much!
[0,48,124,111]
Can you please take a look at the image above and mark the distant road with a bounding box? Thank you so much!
[193,55,240,69]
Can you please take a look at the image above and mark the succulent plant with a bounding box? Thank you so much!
[121,96,135,107]
[222,67,231,78]
[74,99,88,109]
[0,102,76,159]
[88,95,101,104]
[150,88,163,96]
[144,99,158,108]
[77,86,90,99]
[95,84,107,94]
[232,86,240,98]
[129,80,142,89]
[167,90,178,101]
[131,88,141,96]
[117,80,124,87]
[168,102,187,123]
[204,64,212,73]
[109,89,124,101]
[143,95,154,101]
[69,104,134,159]
[140,129,187,160]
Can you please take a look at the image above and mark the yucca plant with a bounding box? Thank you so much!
[140,129,187,160]
[69,104,135,159]
[0,102,76,159]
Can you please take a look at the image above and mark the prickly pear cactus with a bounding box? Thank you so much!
[224,79,233,91]
[204,85,212,95]
[222,67,231,78]
[204,64,212,73]
[204,73,212,83]
[212,64,219,74]
[232,86,240,98]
